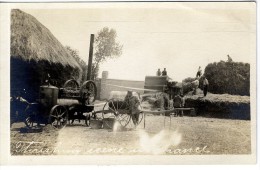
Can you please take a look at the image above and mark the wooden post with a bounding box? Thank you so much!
[143,113,146,129]
[169,115,172,130]
[164,112,166,128]
[87,34,94,80]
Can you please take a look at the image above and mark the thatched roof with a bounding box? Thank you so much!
[11,9,81,69]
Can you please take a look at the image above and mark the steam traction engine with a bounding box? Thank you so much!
[24,80,97,129]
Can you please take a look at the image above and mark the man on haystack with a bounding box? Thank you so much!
[203,76,209,97]
[196,66,202,78]
[124,91,142,129]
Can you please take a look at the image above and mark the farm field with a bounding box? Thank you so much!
[10,115,251,155]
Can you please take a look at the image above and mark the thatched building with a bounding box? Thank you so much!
[11,9,82,101]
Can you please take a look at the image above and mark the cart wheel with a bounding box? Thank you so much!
[49,105,68,129]
[79,80,97,105]
[102,99,131,128]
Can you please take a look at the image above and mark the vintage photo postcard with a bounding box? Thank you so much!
[0,1,257,165]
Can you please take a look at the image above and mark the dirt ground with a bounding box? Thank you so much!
[11,123,59,155]
[10,115,251,155]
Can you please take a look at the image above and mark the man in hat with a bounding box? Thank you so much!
[124,91,141,128]
[173,93,185,117]
[162,68,167,76]
[156,68,161,76]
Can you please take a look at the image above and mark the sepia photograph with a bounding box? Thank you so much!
[0,1,257,165]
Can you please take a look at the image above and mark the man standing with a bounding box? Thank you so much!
[124,91,141,128]
[166,81,173,100]
[196,66,202,78]
[157,91,170,116]
[173,94,184,117]
[156,68,161,76]
[203,76,209,97]
[162,68,167,76]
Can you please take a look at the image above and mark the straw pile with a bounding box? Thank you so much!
[11,9,81,69]
[184,93,250,120]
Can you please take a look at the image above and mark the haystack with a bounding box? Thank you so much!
[11,9,82,101]
[184,93,250,120]
[11,9,81,68]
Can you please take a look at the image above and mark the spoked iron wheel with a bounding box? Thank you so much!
[102,99,131,129]
[63,79,80,91]
[49,105,68,129]
[63,79,80,97]
[80,81,97,105]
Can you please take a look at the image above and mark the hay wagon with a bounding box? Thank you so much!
[23,79,97,129]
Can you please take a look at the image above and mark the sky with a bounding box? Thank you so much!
[23,2,256,82]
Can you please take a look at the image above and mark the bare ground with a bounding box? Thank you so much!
[10,115,251,155]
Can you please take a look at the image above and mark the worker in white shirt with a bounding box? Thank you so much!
[196,66,202,78]
[203,76,209,97]
[191,78,200,95]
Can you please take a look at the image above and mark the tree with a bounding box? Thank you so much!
[91,27,123,80]
[65,46,86,84]
[65,46,86,68]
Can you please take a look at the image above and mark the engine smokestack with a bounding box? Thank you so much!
[87,34,94,80]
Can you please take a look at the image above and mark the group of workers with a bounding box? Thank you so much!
[120,66,209,127]
[159,66,209,117]
[156,67,208,97]
[160,89,185,117]
[156,68,167,76]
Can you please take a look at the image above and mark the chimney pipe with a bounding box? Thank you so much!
[87,34,94,80]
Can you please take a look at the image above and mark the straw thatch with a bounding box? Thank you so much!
[11,9,81,69]
[10,9,83,102]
